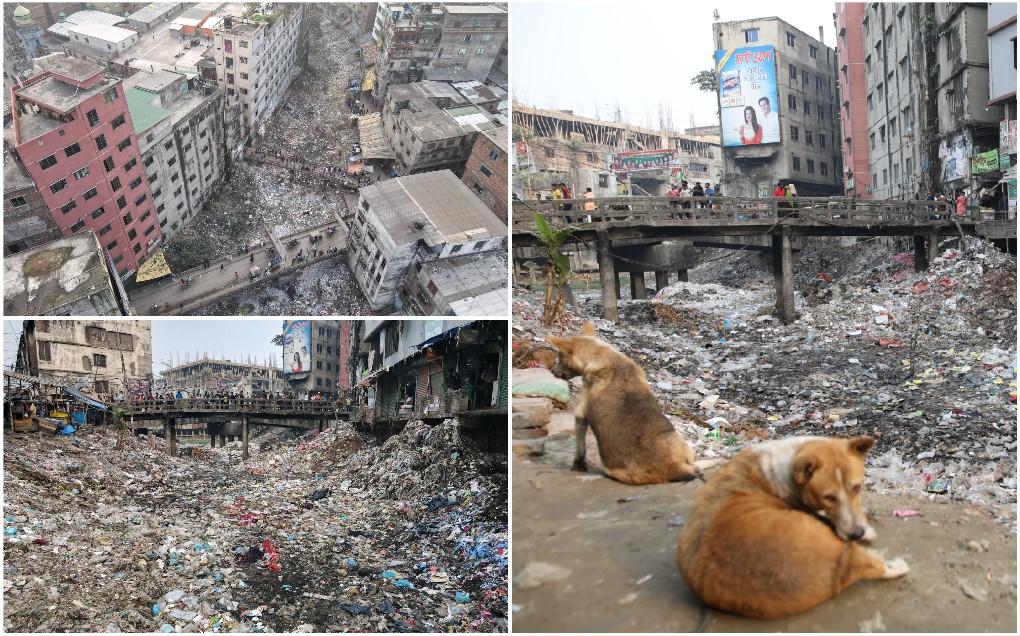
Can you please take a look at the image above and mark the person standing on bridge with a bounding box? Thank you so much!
[955,189,968,218]
[692,182,705,209]
[583,187,596,222]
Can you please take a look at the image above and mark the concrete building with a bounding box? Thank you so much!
[373,3,508,101]
[337,320,354,392]
[347,169,507,312]
[462,125,508,221]
[126,3,184,32]
[19,3,89,30]
[281,320,342,395]
[836,2,873,198]
[11,4,47,58]
[512,104,722,198]
[4,5,36,93]
[401,249,508,315]
[45,9,141,66]
[382,80,502,175]
[17,319,152,402]
[989,2,1017,119]
[212,5,305,144]
[123,69,225,240]
[161,357,286,397]
[10,54,162,275]
[3,231,131,316]
[713,18,842,197]
[4,149,61,255]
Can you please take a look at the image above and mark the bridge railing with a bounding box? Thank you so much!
[512,196,966,231]
[124,398,338,415]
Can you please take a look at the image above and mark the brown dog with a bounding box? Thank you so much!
[546,322,701,485]
[677,436,909,619]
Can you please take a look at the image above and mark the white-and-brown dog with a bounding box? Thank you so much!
[677,435,909,619]
[546,322,701,485]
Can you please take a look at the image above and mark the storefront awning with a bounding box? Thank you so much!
[64,387,107,411]
[416,321,478,351]
[355,367,385,388]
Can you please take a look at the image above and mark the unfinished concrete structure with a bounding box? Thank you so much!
[461,125,508,222]
[161,357,286,397]
[512,104,722,199]
[123,69,226,240]
[347,169,507,312]
[382,80,502,175]
[3,231,130,316]
[17,319,152,402]
[713,18,842,197]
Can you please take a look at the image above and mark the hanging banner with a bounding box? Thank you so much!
[135,250,172,283]
[514,140,531,167]
[971,149,1000,174]
[611,149,679,173]
[282,320,312,378]
[1000,119,1016,155]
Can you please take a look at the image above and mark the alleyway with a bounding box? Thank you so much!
[3,421,507,632]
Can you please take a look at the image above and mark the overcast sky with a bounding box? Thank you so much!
[151,320,285,376]
[512,0,839,131]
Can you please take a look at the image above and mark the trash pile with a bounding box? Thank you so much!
[3,419,507,632]
[514,236,1016,511]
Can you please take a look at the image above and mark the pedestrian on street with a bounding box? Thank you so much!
[250,253,255,264]
[234,271,239,281]
[220,263,224,271]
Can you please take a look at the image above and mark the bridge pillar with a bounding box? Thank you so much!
[148,430,155,450]
[218,434,225,448]
[241,415,249,461]
[318,419,324,433]
[167,418,177,457]
[928,230,939,265]
[771,234,785,318]
[913,236,927,271]
[210,433,216,449]
[654,271,669,292]
[677,269,688,282]
[613,271,621,299]
[596,230,619,322]
[780,228,796,323]
[630,272,646,300]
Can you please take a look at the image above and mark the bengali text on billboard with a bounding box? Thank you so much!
[283,320,312,377]
[715,45,781,147]
[611,149,680,173]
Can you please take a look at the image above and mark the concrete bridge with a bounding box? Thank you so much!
[125,398,343,460]
[512,196,1017,323]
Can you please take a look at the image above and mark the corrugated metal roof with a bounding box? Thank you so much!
[125,87,170,134]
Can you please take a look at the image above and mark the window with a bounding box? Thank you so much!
[789,63,797,79]
[788,95,797,111]
[476,47,486,55]
[544,147,555,158]
[93,354,107,367]
[117,138,132,151]
[64,143,81,157]
[9,195,27,207]
[458,48,467,55]
[91,207,106,220]
[111,177,122,191]
[877,82,884,102]
[240,40,248,48]
[801,69,808,85]
[139,210,151,223]
[899,57,908,81]
[104,87,118,103]
[820,162,828,176]
[745,28,759,43]
[103,157,115,172]
[70,218,85,232]
[122,212,133,226]
[893,163,900,181]
[133,244,142,254]
[39,154,57,170]
[86,109,100,127]
[107,239,119,251]
[804,101,810,115]
[128,228,137,240]
[867,93,873,111]
[135,194,148,206]
[805,130,813,146]
[50,179,67,194]
[882,168,888,184]
[95,134,108,151]
[879,124,886,141]
[792,156,801,171]
[806,159,815,174]
[227,73,234,84]
[117,195,127,210]
[819,135,826,149]
[60,200,77,214]
[239,56,248,64]
[809,45,818,59]
[129,176,143,190]
[111,114,126,129]
[240,72,248,80]
[790,125,799,141]
[906,157,913,175]
[480,164,493,177]
[489,149,500,161]
[123,158,137,171]
[73,167,89,181]
[889,117,897,136]
[37,341,51,361]
[870,132,876,149]
[786,32,796,47]
[144,224,155,236]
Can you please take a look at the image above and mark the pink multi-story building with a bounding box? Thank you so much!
[10,54,161,274]
[835,3,872,198]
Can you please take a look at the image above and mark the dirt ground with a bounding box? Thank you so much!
[511,424,1017,633]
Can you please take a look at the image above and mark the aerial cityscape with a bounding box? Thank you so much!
[3,2,509,316]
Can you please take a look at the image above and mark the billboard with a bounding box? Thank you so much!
[714,45,781,147]
[611,149,680,173]
[282,320,312,378]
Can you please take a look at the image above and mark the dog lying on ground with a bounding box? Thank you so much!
[545,322,701,485]
[677,435,909,619]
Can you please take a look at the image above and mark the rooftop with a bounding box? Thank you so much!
[445,104,498,132]
[421,250,508,316]
[67,21,138,44]
[122,68,185,93]
[33,54,105,83]
[125,87,171,135]
[4,231,122,316]
[4,152,36,193]
[126,3,177,25]
[442,4,507,15]
[452,80,507,106]
[46,9,126,38]
[16,72,110,113]
[362,170,507,247]
[481,126,508,153]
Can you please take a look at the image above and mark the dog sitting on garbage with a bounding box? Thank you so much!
[545,322,701,485]
[676,435,910,619]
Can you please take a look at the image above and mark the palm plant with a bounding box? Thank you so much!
[533,212,577,325]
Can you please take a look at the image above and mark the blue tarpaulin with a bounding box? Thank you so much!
[63,388,107,411]
[416,321,478,351]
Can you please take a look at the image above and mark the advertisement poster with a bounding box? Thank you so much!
[611,149,679,173]
[1000,119,1016,155]
[714,45,781,146]
[971,149,1000,174]
[515,140,531,167]
[283,320,311,377]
